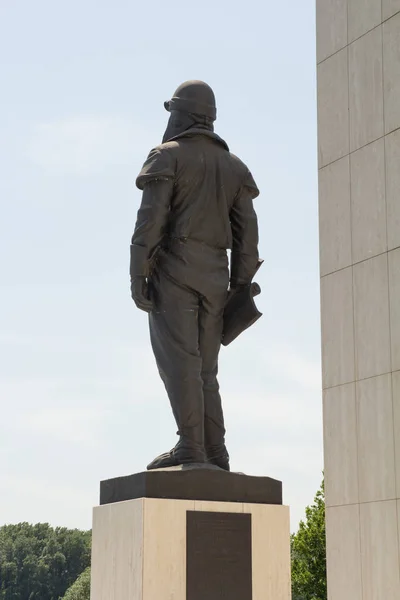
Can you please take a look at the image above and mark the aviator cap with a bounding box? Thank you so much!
[164,80,217,121]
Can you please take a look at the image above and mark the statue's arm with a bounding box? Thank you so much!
[130,147,175,279]
[130,179,174,278]
[230,172,260,287]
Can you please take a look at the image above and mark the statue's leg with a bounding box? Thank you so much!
[146,268,206,470]
[199,294,230,471]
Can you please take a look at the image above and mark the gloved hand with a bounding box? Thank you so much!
[230,283,249,291]
[130,277,153,313]
[227,282,248,302]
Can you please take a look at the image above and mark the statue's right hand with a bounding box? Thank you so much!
[130,277,153,313]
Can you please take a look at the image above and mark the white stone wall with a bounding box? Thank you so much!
[317,1,400,598]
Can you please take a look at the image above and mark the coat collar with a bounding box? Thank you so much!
[168,128,229,151]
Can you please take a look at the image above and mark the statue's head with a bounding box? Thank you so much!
[162,80,216,143]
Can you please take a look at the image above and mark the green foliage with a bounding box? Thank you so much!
[62,568,90,600]
[291,480,326,600]
[0,523,91,600]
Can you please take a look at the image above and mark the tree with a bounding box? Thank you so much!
[62,567,90,600]
[291,479,326,600]
[0,523,91,600]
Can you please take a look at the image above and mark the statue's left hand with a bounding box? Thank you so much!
[130,277,153,313]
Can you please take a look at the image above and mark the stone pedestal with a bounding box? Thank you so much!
[91,466,291,600]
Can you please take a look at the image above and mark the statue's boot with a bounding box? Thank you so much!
[206,445,230,471]
[203,369,230,472]
[147,441,229,471]
[147,436,206,470]
[146,364,207,471]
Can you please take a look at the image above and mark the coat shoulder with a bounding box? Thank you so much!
[136,144,177,190]
[228,152,249,172]
[229,153,259,198]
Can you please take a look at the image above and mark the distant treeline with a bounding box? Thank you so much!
[0,522,90,600]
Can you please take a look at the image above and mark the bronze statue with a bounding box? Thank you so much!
[130,81,260,471]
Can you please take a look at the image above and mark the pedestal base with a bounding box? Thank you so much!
[91,497,291,600]
[100,463,282,506]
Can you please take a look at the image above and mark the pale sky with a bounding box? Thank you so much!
[0,0,321,532]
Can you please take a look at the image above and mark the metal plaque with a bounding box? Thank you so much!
[186,511,252,600]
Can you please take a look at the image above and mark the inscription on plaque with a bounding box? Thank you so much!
[186,511,252,600]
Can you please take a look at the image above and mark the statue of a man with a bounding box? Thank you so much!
[130,81,260,471]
